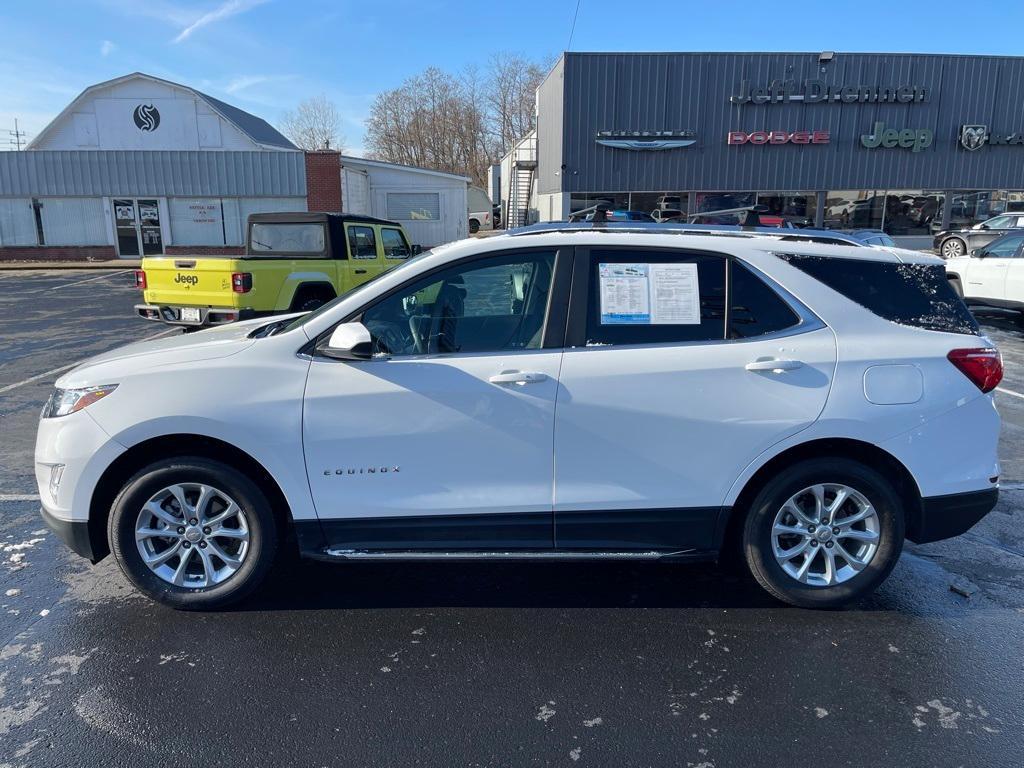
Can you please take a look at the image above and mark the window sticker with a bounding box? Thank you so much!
[599,263,700,325]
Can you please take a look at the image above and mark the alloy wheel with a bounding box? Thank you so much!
[770,483,880,587]
[135,483,250,588]
[942,239,965,258]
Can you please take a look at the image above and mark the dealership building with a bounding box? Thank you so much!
[0,73,468,260]
[524,51,1024,245]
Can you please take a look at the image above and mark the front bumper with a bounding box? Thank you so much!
[135,304,256,327]
[40,504,102,562]
[908,487,998,544]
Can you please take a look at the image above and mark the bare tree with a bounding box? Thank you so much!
[485,52,551,158]
[365,54,552,187]
[279,95,346,151]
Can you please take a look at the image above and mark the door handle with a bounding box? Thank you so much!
[745,359,804,373]
[488,370,548,385]
[354,269,368,274]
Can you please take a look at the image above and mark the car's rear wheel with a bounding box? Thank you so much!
[941,237,966,259]
[108,457,278,610]
[742,458,904,609]
[469,219,480,234]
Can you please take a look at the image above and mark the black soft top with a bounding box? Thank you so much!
[246,212,404,258]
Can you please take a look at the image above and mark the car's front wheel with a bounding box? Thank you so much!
[941,237,966,259]
[742,458,904,609]
[108,457,278,610]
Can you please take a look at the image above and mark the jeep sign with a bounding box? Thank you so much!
[860,122,933,153]
[727,130,830,145]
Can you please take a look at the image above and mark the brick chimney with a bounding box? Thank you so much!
[304,150,343,212]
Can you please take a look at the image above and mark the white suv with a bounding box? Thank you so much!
[36,225,1003,610]
[945,231,1024,318]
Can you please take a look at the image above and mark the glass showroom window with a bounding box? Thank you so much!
[692,192,756,224]
[880,190,944,235]
[943,191,1010,229]
[824,191,883,230]
[757,192,816,226]
[630,192,689,219]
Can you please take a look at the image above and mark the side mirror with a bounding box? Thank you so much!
[972,248,986,258]
[974,222,988,230]
[412,244,423,255]
[321,322,373,360]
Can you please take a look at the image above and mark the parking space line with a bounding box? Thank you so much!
[29,269,132,293]
[0,327,178,395]
[0,494,40,502]
[996,387,1024,400]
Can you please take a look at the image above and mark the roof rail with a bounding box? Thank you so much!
[506,221,865,247]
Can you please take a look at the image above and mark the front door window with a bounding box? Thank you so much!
[113,199,163,257]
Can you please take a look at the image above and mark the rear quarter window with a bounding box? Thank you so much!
[780,254,978,335]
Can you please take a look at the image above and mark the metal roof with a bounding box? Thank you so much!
[0,150,307,197]
[27,72,297,151]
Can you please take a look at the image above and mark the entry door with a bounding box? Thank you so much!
[302,248,566,550]
[965,233,1024,300]
[553,247,837,552]
[112,198,163,257]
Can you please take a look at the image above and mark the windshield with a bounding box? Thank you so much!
[281,249,434,334]
[250,223,326,255]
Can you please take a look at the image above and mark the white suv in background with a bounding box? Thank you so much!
[36,224,1002,610]
[945,230,1024,319]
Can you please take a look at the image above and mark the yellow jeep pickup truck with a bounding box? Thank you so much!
[135,212,418,328]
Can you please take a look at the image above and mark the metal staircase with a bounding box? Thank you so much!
[506,133,537,229]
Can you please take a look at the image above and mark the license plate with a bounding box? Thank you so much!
[180,307,201,323]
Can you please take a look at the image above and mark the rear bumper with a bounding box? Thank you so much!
[135,304,257,327]
[40,504,102,563]
[908,487,998,544]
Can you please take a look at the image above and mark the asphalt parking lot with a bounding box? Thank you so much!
[2,268,1024,767]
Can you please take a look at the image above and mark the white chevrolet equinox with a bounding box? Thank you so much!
[36,224,1003,610]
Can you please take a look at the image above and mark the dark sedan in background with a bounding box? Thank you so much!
[933,213,1024,258]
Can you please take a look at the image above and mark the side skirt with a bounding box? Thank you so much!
[305,549,717,563]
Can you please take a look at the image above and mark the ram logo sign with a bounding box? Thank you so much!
[132,104,161,132]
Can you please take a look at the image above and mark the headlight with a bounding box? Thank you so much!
[42,384,118,418]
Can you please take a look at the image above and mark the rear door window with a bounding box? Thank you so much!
[984,234,1024,257]
[780,254,978,335]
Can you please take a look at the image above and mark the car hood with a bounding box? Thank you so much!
[57,319,267,388]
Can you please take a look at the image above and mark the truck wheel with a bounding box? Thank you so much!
[742,458,904,609]
[108,457,279,610]
[469,219,480,234]
[289,286,335,313]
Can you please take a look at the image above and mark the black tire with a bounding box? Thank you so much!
[941,237,966,259]
[948,277,964,298]
[742,458,904,609]
[290,287,334,313]
[108,457,279,610]
[469,219,480,234]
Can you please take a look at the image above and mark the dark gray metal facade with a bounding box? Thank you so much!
[538,52,1024,195]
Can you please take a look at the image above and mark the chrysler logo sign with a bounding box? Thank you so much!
[730,79,929,105]
[727,130,830,145]
[595,130,696,150]
[133,104,161,132]
[958,124,1024,149]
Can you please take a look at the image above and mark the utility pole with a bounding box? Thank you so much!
[8,119,27,150]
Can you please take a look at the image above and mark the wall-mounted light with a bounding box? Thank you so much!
[819,51,835,64]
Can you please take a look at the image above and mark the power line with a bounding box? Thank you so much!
[567,0,582,51]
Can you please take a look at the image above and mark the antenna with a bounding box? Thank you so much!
[7,118,27,150]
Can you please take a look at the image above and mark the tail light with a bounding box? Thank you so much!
[947,347,1002,393]
[134,270,147,290]
[231,272,252,293]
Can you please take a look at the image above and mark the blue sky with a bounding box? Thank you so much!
[2,0,1023,154]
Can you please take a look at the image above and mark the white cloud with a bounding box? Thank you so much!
[100,40,116,57]
[224,75,272,94]
[172,0,270,44]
